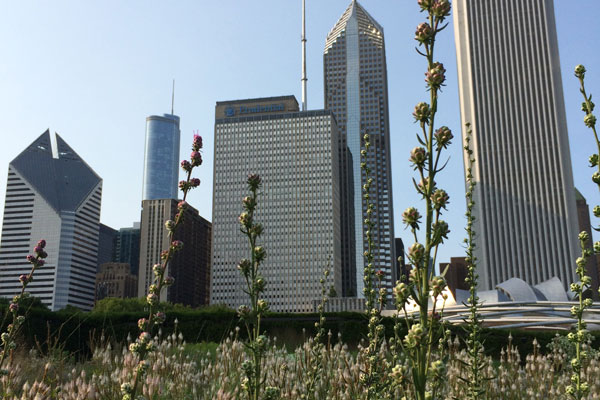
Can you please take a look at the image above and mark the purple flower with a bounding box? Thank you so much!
[190,178,201,187]
[181,160,192,172]
[177,201,188,210]
[178,180,188,190]
[37,259,45,267]
[34,246,43,254]
[19,275,28,284]
[37,239,46,249]
[171,240,184,251]
[192,134,203,151]
[190,151,202,167]
[26,255,35,263]
[9,303,18,312]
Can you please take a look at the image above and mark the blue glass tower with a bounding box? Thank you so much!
[142,114,180,200]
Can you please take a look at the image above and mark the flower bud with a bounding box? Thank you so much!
[415,22,433,44]
[434,126,453,149]
[584,113,597,128]
[247,173,261,190]
[582,100,595,114]
[192,134,203,151]
[402,207,422,229]
[408,243,425,262]
[409,147,427,167]
[431,0,451,19]
[165,219,175,231]
[180,160,192,172]
[190,151,202,167]
[589,154,598,167]
[413,102,430,123]
[425,62,446,89]
[431,189,449,210]
[593,171,600,184]
[574,64,586,79]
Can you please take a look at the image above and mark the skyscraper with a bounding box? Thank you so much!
[454,0,579,290]
[324,1,396,297]
[142,114,181,200]
[138,199,211,307]
[113,223,141,276]
[211,96,343,312]
[0,130,102,311]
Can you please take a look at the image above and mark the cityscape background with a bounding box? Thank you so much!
[1,0,599,267]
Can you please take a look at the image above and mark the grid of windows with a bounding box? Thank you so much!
[211,102,342,312]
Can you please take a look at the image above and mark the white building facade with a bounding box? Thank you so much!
[211,96,342,312]
[0,131,102,310]
[453,0,579,290]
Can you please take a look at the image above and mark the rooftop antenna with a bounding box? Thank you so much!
[301,0,307,111]
[171,79,175,115]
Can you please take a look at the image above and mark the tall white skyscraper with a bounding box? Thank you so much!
[324,1,396,297]
[0,131,102,310]
[454,0,579,289]
[211,96,342,312]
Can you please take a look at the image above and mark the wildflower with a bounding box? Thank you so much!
[177,200,188,210]
[239,212,251,227]
[152,264,162,276]
[242,196,254,210]
[405,323,425,348]
[413,102,430,123]
[409,146,427,167]
[579,231,590,242]
[137,318,148,331]
[394,282,410,306]
[171,240,184,251]
[582,100,595,113]
[192,134,203,151]
[430,189,449,210]
[190,151,202,167]
[180,160,192,172]
[417,0,432,11]
[434,126,453,149]
[146,293,158,306]
[237,259,251,274]
[163,276,174,286]
[247,173,261,190]
[408,243,425,263]
[190,178,201,187]
[138,332,151,343]
[154,312,166,324]
[164,219,175,231]
[415,22,433,44]
[430,276,446,297]
[431,0,451,19]
[417,176,436,194]
[19,274,28,284]
[254,246,266,262]
[26,255,35,263]
[8,303,18,313]
[402,207,422,229]
[584,113,596,128]
[594,241,600,254]
[425,62,446,89]
[574,64,586,79]
[589,154,598,167]
[432,220,450,244]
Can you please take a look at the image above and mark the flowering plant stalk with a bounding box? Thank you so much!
[567,64,599,399]
[395,1,453,399]
[359,133,391,399]
[237,173,279,400]
[122,133,203,400]
[460,123,485,399]
[301,260,331,400]
[0,239,47,374]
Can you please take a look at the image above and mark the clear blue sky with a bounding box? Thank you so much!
[1,1,599,267]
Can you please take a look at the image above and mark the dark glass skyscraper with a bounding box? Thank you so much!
[324,1,396,297]
[142,114,181,200]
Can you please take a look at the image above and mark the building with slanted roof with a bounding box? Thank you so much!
[0,130,102,310]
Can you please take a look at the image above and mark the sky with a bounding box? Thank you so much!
[1,0,599,268]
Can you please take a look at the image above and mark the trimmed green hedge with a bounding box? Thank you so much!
[3,305,599,361]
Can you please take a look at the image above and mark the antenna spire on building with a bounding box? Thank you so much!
[171,79,175,115]
[301,0,307,111]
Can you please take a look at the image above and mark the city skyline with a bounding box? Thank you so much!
[1,1,599,268]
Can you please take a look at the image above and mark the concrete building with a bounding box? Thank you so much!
[0,130,102,311]
[324,1,396,298]
[138,199,211,307]
[142,114,180,201]
[439,257,469,299]
[454,0,579,290]
[211,95,342,312]
[96,262,137,301]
